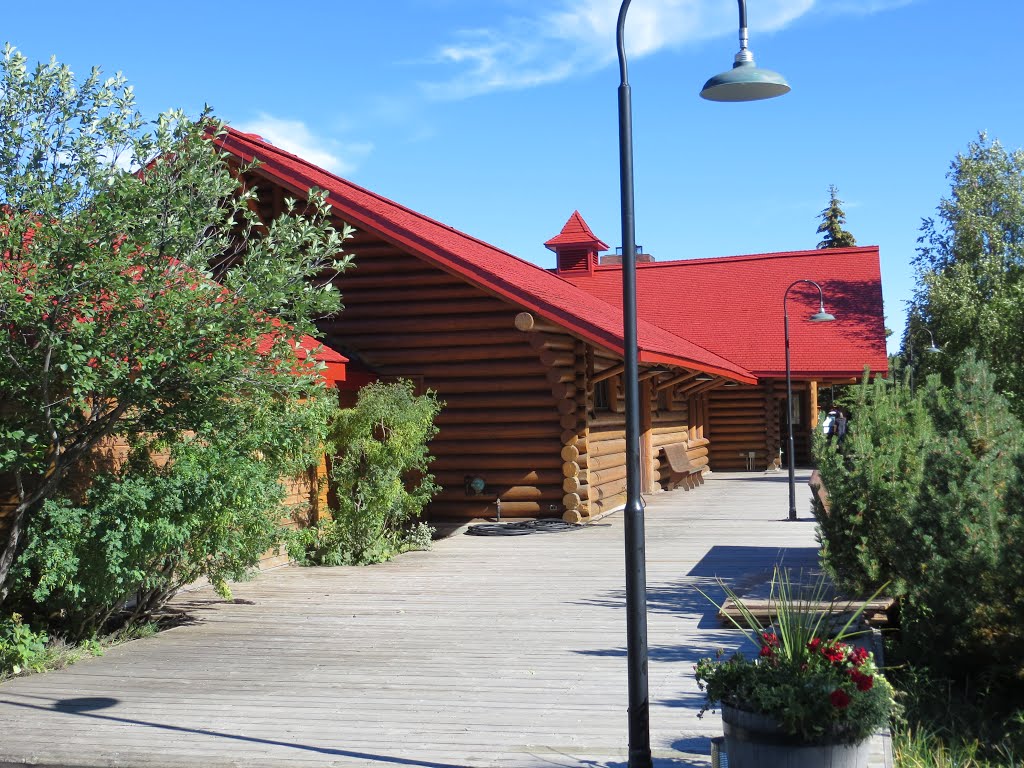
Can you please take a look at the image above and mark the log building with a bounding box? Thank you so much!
[217,129,887,522]
[554,227,889,470]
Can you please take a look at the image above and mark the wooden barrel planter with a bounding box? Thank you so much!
[721,706,872,768]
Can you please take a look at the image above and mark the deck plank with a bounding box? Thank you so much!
[0,471,889,767]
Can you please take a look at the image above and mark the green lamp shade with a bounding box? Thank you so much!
[700,60,791,102]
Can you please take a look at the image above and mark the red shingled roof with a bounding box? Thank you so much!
[560,246,887,379]
[216,128,755,383]
[255,329,348,387]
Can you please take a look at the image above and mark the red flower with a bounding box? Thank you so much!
[849,670,874,691]
[848,647,869,666]
[830,689,852,708]
[759,644,775,658]
[762,632,779,647]
[807,638,822,652]
[822,642,847,664]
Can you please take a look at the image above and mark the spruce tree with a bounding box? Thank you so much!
[816,184,857,249]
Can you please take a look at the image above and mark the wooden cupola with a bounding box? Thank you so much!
[545,211,608,275]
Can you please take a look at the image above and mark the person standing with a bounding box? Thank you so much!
[823,408,838,437]
[833,408,848,446]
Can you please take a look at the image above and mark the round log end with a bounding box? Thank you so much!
[514,312,536,332]
[562,509,583,524]
[560,444,580,462]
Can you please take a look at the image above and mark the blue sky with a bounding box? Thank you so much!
[7,1,1023,354]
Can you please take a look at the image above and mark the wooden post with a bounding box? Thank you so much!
[764,379,780,463]
[809,379,819,430]
[640,378,653,494]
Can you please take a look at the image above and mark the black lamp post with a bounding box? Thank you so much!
[783,279,835,522]
[615,2,789,765]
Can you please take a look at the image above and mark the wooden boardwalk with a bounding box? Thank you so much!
[0,471,890,767]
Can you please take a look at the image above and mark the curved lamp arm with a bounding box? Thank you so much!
[907,326,939,357]
[783,278,834,323]
[782,279,834,521]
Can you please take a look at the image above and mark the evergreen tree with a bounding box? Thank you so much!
[816,184,857,249]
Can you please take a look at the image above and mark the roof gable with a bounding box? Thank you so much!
[216,128,755,383]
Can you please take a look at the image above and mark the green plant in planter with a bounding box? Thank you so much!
[695,568,894,749]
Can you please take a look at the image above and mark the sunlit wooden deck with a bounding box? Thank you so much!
[0,471,890,767]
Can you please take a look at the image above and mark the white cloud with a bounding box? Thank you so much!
[234,113,372,175]
[422,0,911,100]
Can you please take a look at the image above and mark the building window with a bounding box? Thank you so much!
[789,392,802,425]
[594,380,610,411]
[658,386,673,412]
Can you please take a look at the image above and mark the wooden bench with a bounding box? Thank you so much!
[718,596,895,630]
[661,441,708,490]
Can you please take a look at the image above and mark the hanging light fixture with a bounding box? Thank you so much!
[700,1,791,102]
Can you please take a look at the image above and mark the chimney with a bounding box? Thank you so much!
[545,211,609,275]
[600,246,655,266]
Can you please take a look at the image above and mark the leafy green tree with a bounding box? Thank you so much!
[909,133,1024,415]
[816,185,857,249]
[0,45,350,601]
[291,381,442,566]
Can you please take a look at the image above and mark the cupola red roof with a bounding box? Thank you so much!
[544,211,609,251]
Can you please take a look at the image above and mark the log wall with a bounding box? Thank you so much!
[707,385,771,471]
[583,411,628,519]
[321,235,564,521]
[650,384,703,489]
[707,380,818,471]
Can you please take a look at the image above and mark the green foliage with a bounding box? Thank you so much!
[909,133,1024,416]
[813,369,935,595]
[0,45,350,599]
[905,361,1023,673]
[291,381,441,566]
[816,184,857,249]
[889,664,1024,767]
[0,613,49,675]
[815,356,1024,699]
[9,434,301,640]
[695,568,894,744]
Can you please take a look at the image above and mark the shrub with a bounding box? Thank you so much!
[0,613,49,675]
[902,360,1024,687]
[291,381,441,566]
[813,370,935,595]
[815,356,1024,701]
[10,436,292,639]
